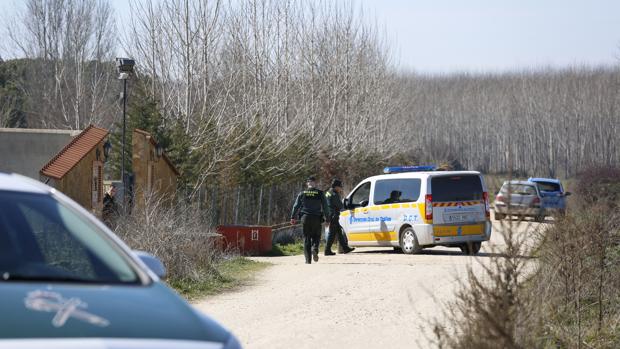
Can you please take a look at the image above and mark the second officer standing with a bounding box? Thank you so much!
[324,179,355,255]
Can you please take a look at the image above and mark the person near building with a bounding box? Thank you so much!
[324,179,355,255]
[102,184,119,225]
[290,176,330,264]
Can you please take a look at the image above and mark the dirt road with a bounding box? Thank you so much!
[194,220,539,349]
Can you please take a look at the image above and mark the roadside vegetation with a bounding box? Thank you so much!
[433,166,620,349]
[268,225,333,256]
[109,191,268,300]
[266,241,334,256]
[169,257,268,301]
[267,242,305,257]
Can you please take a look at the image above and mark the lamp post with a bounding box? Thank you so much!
[116,58,135,208]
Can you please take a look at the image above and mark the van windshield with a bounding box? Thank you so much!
[431,175,483,202]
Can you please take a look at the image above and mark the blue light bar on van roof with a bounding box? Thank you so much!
[383,165,436,174]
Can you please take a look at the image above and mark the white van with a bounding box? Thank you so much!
[340,166,492,255]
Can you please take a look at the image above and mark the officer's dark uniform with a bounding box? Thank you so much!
[291,180,330,264]
[325,180,354,255]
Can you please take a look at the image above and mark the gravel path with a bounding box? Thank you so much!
[194,220,539,349]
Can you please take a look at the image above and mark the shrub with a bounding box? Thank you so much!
[531,208,620,348]
[111,191,225,281]
[432,220,536,349]
[434,167,620,348]
[575,166,620,208]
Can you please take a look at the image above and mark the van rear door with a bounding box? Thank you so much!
[431,174,486,227]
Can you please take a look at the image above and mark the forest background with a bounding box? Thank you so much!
[1,0,618,225]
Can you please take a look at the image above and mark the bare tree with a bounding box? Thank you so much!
[394,67,620,176]
[5,0,117,129]
[4,0,619,195]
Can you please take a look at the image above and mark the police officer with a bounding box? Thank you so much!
[290,176,330,264]
[324,179,355,255]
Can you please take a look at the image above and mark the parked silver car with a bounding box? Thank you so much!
[494,180,545,222]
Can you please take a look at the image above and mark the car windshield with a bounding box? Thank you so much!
[0,191,140,284]
[501,184,537,195]
[534,181,562,192]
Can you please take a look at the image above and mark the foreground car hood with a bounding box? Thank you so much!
[0,338,224,349]
[0,282,231,344]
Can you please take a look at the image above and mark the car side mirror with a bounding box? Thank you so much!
[564,192,572,196]
[134,250,166,279]
[343,198,351,209]
[360,200,369,207]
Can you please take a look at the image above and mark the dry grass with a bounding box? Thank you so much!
[169,257,268,300]
[432,217,536,349]
[532,207,620,347]
[433,166,620,349]
[104,190,271,301]
[109,191,225,282]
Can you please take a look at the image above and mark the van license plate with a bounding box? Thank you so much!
[444,213,475,223]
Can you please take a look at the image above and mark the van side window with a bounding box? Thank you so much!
[350,182,371,207]
[373,179,421,205]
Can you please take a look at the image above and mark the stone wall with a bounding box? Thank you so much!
[132,130,178,211]
[57,142,105,217]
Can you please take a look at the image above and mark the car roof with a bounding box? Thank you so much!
[364,170,482,182]
[0,172,52,194]
[503,180,537,186]
[528,177,561,184]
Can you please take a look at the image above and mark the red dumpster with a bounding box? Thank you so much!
[216,225,272,256]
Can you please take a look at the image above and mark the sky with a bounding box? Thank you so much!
[4,0,620,74]
[361,0,620,73]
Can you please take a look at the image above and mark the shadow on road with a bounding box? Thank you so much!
[495,217,554,224]
[354,248,534,259]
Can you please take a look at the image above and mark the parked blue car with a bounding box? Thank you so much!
[528,178,571,214]
[0,173,241,349]
[494,178,570,222]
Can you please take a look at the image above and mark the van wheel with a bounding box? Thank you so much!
[495,213,505,220]
[400,227,421,255]
[460,242,481,255]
